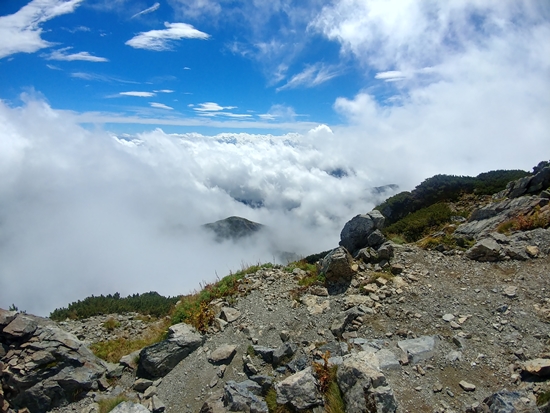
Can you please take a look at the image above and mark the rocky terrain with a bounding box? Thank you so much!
[1,167,550,413]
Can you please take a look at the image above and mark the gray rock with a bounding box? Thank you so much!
[320,247,355,284]
[470,390,541,413]
[120,350,141,369]
[331,306,365,337]
[220,307,241,323]
[376,349,401,370]
[110,402,150,413]
[251,346,274,364]
[523,358,550,377]
[275,367,323,410]
[133,378,153,392]
[377,242,395,261]
[138,323,204,378]
[340,211,385,255]
[200,391,227,413]
[0,310,108,413]
[223,380,268,413]
[367,229,386,248]
[337,352,397,413]
[466,238,505,262]
[272,342,297,366]
[249,375,273,395]
[208,344,237,365]
[2,313,38,338]
[397,336,438,364]
[0,309,17,328]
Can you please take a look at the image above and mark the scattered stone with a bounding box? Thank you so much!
[503,286,518,298]
[275,367,323,410]
[223,380,268,413]
[220,307,241,323]
[110,402,150,413]
[459,380,476,392]
[523,358,550,377]
[442,314,455,322]
[208,344,237,365]
[397,336,438,364]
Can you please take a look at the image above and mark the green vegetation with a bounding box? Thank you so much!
[90,319,169,363]
[376,170,530,226]
[313,351,345,413]
[537,389,550,406]
[102,317,120,331]
[497,206,550,234]
[383,203,453,242]
[98,396,127,413]
[285,259,324,287]
[50,291,179,321]
[171,263,275,332]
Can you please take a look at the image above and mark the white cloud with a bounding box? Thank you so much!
[168,0,221,19]
[374,71,407,82]
[150,102,174,110]
[70,72,139,84]
[45,47,108,62]
[46,64,61,70]
[125,22,209,51]
[131,2,160,19]
[277,63,341,91]
[120,91,156,97]
[0,0,83,59]
[154,89,174,93]
[310,0,550,74]
[194,102,236,112]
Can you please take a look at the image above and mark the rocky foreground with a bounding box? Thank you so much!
[2,169,550,413]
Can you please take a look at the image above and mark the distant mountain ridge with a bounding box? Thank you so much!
[202,216,265,241]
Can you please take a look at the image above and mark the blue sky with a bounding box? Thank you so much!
[0,0,369,134]
[1,0,550,315]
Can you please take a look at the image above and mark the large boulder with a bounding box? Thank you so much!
[275,367,323,410]
[320,247,355,285]
[340,210,386,256]
[337,352,397,413]
[0,311,108,413]
[137,323,204,379]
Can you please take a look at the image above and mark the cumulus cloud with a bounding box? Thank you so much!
[310,0,550,75]
[125,22,209,51]
[131,2,160,19]
[120,91,156,97]
[0,0,83,59]
[45,47,108,62]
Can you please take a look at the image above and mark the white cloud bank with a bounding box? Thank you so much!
[131,2,160,19]
[0,0,83,59]
[125,22,210,51]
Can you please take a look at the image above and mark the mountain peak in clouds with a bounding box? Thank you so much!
[203,216,265,241]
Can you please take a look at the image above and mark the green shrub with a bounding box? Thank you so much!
[171,263,274,332]
[98,396,127,413]
[50,291,179,321]
[383,203,453,242]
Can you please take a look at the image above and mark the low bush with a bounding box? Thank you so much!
[171,263,274,332]
[383,203,453,242]
[90,319,169,363]
[98,396,127,413]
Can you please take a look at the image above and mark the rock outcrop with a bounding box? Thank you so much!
[0,310,108,413]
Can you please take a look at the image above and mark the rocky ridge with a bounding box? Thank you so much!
[2,169,550,413]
